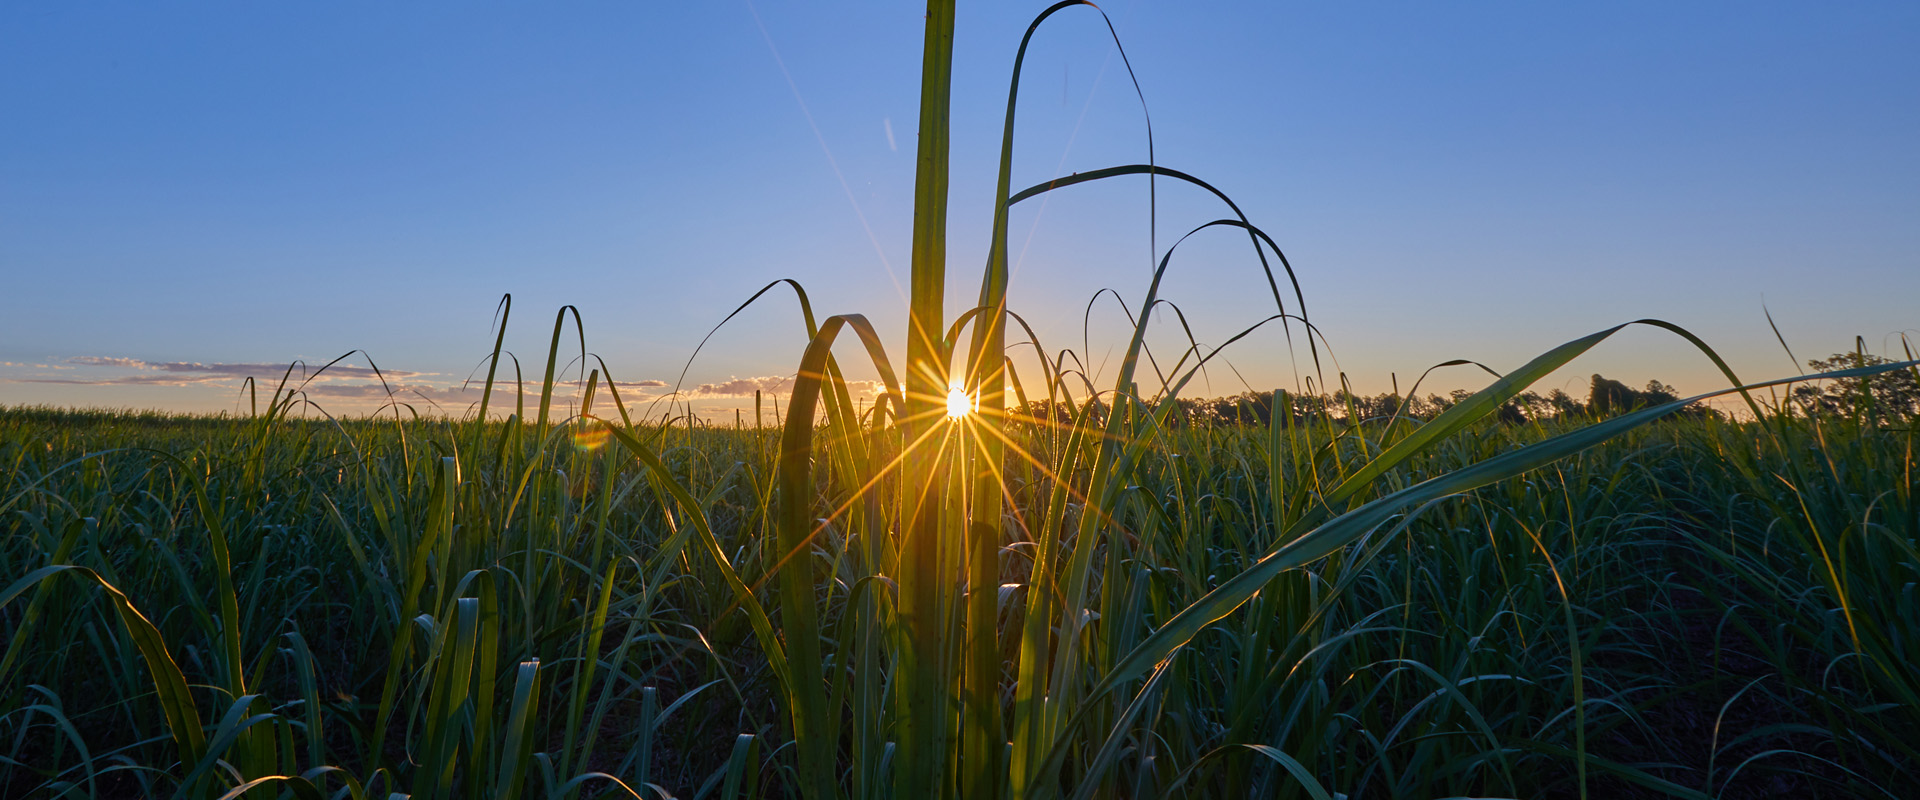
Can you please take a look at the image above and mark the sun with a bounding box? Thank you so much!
[946,381,973,419]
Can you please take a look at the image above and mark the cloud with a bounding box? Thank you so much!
[451,379,667,397]
[4,356,435,389]
[299,384,473,400]
[67,356,151,369]
[690,375,794,398]
[679,375,888,399]
[18,374,235,387]
[62,356,423,381]
[3,355,691,414]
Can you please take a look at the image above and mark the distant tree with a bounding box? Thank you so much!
[1332,390,1414,422]
[1588,374,1637,416]
[1792,352,1920,422]
[1515,391,1557,421]
[1494,394,1527,424]
[1586,374,1712,419]
[1437,388,1473,413]
[1547,389,1585,418]
[1040,373,1721,431]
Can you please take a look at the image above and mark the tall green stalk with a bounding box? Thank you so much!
[899,1,957,798]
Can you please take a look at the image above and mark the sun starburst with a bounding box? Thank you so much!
[946,382,974,419]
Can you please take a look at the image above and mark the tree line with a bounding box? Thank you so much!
[1011,351,1919,428]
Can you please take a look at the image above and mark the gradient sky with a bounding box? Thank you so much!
[3,2,1916,419]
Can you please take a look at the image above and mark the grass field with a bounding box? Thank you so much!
[1,376,1915,798]
[4,2,1916,798]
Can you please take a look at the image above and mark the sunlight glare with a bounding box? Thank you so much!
[946,382,973,419]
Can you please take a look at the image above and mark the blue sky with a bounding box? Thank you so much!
[3,2,1915,418]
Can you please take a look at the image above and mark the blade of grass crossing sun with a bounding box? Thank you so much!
[966,7,1106,790]
[901,1,956,796]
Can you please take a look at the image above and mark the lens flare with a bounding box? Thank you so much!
[946,382,973,419]
[571,419,608,452]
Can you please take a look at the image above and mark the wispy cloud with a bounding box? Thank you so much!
[4,356,427,389]
[66,356,150,369]
[465,379,669,395]
[59,356,423,381]
[21,374,236,387]
[0,355,693,413]
[690,375,794,398]
[679,375,886,399]
[301,384,470,400]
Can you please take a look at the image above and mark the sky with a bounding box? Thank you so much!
[3,1,1916,420]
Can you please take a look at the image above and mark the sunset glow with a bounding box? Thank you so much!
[946,382,972,419]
